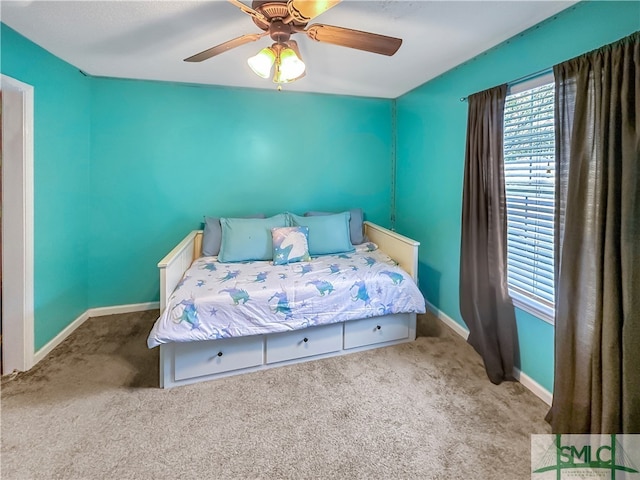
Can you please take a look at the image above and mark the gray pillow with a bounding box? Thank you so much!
[304,208,364,245]
[202,213,265,256]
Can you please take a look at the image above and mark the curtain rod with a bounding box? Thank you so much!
[459,67,553,102]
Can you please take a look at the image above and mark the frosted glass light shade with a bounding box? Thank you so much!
[277,47,306,82]
[248,48,276,78]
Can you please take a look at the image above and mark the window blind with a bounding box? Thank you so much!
[503,81,555,312]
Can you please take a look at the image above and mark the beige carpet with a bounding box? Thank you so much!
[1,311,550,479]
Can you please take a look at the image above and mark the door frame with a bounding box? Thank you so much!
[1,74,35,374]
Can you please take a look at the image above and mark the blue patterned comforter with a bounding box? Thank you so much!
[147,243,426,348]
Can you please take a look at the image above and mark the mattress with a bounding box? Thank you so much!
[147,243,425,348]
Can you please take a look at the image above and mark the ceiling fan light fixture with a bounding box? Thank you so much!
[247,47,276,78]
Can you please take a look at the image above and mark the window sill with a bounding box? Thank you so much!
[509,289,555,325]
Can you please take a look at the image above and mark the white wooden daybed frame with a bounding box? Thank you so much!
[157,221,420,388]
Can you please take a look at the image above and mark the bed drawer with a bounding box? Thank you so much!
[266,323,343,364]
[173,336,264,381]
[344,314,410,349]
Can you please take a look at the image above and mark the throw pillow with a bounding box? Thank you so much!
[271,226,311,265]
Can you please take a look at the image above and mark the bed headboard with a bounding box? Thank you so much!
[158,223,419,312]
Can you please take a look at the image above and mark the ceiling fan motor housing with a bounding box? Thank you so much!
[269,20,291,43]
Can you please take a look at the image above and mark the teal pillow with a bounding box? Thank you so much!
[272,226,311,265]
[202,213,265,256]
[218,214,288,262]
[305,208,364,245]
[289,212,355,256]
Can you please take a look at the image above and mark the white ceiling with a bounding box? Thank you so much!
[1,0,577,98]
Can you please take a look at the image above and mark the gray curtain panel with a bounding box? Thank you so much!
[460,84,518,385]
[547,32,640,434]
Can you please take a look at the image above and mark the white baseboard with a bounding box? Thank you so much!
[513,368,552,406]
[32,302,159,366]
[425,301,553,405]
[426,301,469,340]
[33,309,90,364]
[87,302,159,318]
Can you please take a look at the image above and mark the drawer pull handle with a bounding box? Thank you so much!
[376,325,381,330]
[303,337,309,343]
[217,351,223,357]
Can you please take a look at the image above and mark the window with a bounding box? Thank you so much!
[503,76,555,323]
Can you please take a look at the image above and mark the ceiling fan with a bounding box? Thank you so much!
[184,0,403,86]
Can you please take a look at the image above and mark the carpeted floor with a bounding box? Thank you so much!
[1,311,550,479]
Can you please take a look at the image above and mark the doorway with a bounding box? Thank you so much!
[1,74,34,374]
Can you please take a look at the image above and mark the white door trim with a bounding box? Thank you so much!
[1,74,35,374]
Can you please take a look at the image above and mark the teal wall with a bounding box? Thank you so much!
[1,23,391,348]
[3,1,637,388]
[89,79,392,307]
[395,1,639,392]
[1,24,91,350]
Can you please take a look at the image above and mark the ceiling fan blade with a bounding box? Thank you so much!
[305,24,402,56]
[286,0,340,23]
[227,0,270,29]
[184,33,266,62]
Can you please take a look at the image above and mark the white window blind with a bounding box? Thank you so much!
[503,80,555,320]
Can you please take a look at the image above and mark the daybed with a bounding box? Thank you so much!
[148,218,425,388]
